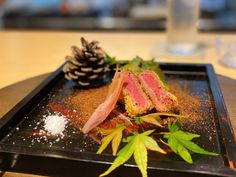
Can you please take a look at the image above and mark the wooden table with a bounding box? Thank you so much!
[1,31,236,89]
[0,31,236,177]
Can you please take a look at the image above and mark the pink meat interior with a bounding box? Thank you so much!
[139,71,169,104]
[123,72,148,108]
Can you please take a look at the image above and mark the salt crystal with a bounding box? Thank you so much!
[43,114,68,135]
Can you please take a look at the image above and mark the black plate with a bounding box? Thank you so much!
[0,63,235,177]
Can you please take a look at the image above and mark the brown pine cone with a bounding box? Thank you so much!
[63,37,109,87]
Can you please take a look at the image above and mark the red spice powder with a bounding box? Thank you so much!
[48,80,217,143]
[48,102,72,117]
[168,81,217,141]
[48,85,109,132]
[169,82,202,122]
[69,85,109,127]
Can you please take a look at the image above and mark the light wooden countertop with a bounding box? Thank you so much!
[0,31,236,89]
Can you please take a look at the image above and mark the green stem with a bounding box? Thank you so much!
[149,113,186,119]
[159,139,169,146]
[140,124,145,132]
[155,132,170,135]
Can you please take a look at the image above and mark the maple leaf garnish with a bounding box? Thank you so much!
[97,125,126,155]
[163,122,218,163]
[100,130,165,177]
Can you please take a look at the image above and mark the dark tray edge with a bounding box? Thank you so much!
[0,146,234,177]
[206,65,236,168]
[0,62,235,176]
[0,64,64,139]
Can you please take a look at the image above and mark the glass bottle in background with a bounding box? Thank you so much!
[167,0,200,55]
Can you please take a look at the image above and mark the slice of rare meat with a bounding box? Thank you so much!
[138,70,178,113]
[120,71,152,117]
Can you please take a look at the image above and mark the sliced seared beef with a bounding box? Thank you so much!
[138,70,178,113]
[120,71,152,117]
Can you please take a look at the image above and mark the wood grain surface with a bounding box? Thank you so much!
[1,31,236,89]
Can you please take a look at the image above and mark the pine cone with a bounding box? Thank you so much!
[63,37,109,87]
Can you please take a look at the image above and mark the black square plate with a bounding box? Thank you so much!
[0,63,235,177]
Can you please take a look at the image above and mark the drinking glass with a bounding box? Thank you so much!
[167,0,200,55]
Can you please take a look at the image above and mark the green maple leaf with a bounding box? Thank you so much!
[97,125,126,155]
[133,113,186,128]
[100,130,165,177]
[133,115,163,127]
[164,123,218,163]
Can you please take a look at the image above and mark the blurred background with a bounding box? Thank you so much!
[0,0,236,31]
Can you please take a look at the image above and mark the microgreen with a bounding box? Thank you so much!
[105,54,117,65]
[120,57,142,73]
[119,57,168,89]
